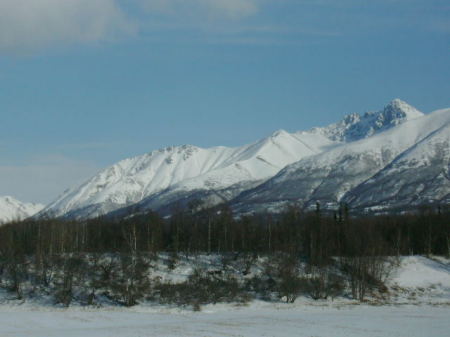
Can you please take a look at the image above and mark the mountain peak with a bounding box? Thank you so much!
[37,99,442,220]
[311,99,424,142]
[383,99,424,121]
[389,98,407,106]
[271,129,290,138]
[0,196,44,224]
[0,195,22,205]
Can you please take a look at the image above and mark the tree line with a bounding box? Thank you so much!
[2,203,448,257]
[0,203,448,307]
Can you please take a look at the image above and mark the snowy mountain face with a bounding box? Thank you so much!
[0,196,44,224]
[39,99,445,219]
[39,129,336,219]
[232,107,450,214]
[310,99,423,142]
[342,109,450,211]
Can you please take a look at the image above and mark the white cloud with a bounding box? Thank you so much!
[0,155,101,204]
[0,0,261,52]
[139,0,259,20]
[0,0,136,52]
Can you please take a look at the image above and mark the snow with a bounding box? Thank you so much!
[233,106,450,213]
[344,114,450,210]
[309,99,424,142]
[381,256,450,306]
[389,98,424,119]
[390,256,450,289]
[0,305,448,337]
[39,126,337,219]
[297,107,449,171]
[0,255,448,336]
[0,196,44,224]
[40,99,427,219]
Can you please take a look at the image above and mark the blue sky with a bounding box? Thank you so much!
[0,0,449,203]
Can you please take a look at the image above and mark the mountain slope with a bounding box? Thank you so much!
[342,109,450,211]
[39,99,429,219]
[0,196,44,224]
[39,130,336,219]
[232,107,449,214]
[310,98,423,142]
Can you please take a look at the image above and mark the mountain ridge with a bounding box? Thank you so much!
[0,196,44,224]
[37,99,448,219]
[231,107,450,214]
[308,99,424,142]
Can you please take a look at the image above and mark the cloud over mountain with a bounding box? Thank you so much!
[138,0,259,20]
[0,0,135,52]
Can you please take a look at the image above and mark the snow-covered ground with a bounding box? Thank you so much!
[388,256,450,305]
[0,255,448,336]
[0,304,448,337]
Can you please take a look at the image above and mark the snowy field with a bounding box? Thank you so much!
[0,304,449,337]
[0,255,448,337]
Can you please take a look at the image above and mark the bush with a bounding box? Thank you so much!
[53,255,86,306]
[339,256,392,301]
[152,267,249,310]
[303,270,345,300]
[109,254,150,306]
[270,253,304,303]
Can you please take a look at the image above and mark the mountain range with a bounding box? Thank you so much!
[233,105,449,214]
[2,98,447,223]
[0,196,44,224]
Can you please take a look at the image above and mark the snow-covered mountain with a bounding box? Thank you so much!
[342,108,450,211]
[309,98,424,142]
[232,107,450,214]
[0,196,44,224]
[39,98,442,219]
[39,128,336,219]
